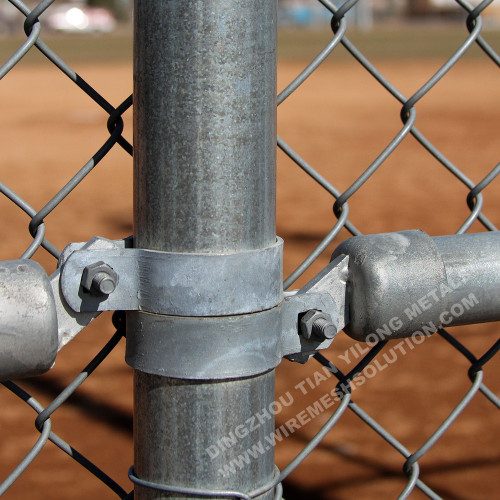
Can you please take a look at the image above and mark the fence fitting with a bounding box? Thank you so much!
[1,2,500,498]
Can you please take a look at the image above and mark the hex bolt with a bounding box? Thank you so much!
[81,261,118,297]
[299,309,337,341]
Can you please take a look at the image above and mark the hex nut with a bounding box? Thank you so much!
[299,309,337,341]
[81,261,118,296]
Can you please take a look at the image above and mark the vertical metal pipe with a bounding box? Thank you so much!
[132,0,277,498]
[134,0,276,253]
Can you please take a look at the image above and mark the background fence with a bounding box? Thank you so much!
[0,0,499,498]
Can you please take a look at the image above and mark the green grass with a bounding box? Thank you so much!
[0,23,498,67]
[278,24,500,61]
[0,31,133,66]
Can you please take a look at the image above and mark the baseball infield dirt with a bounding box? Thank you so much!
[0,55,498,499]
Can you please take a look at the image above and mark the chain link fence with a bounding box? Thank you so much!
[0,0,498,498]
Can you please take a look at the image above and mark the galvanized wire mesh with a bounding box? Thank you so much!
[0,0,133,496]
[0,0,499,498]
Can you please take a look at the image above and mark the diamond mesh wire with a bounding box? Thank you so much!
[0,0,498,498]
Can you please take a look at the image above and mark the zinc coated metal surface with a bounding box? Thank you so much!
[0,0,498,498]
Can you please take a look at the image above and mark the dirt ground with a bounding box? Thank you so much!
[0,57,499,499]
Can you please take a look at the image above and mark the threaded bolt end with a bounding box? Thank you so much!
[312,317,336,340]
[91,272,117,295]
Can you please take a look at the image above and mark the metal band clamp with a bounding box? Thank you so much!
[60,237,283,317]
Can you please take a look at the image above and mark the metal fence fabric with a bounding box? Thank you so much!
[0,0,498,498]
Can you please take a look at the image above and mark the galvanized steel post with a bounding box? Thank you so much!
[130,1,277,498]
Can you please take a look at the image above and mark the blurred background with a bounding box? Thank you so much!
[1,0,500,35]
[0,1,499,499]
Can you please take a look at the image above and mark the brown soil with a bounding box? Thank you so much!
[0,59,498,499]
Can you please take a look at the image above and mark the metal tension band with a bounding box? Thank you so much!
[121,239,283,380]
[56,235,350,380]
[125,253,348,380]
[126,308,282,379]
[60,238,283,317]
